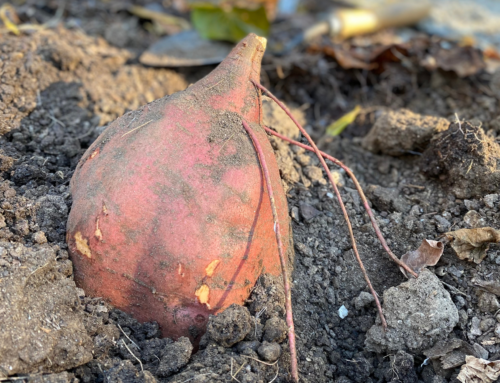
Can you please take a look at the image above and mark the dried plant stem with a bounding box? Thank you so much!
[241,121,299,382]
[262,126,418,279]
[253,81,388,329]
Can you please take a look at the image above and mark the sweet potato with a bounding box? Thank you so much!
[66,34,290,342]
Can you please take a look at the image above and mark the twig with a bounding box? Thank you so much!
[241,355,279,366]
[254,82,389,330]
[117,323,141,350]
[231,358,245,383]
[262,125,418,279]
[441,281,467,296]
[454,113,464,135]
[269,363,280,383]
[120,339,143,372]
[242,121,299,382]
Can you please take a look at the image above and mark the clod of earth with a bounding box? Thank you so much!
[365,270,458,354]
[362,108,448,156]
[0,243,93,377]
[421,120,500,199]
[67,34,290,345]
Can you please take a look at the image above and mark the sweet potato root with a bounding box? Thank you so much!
[67,34,290,342]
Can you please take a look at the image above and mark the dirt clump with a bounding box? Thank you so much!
[0,242,92,377]
[362,108,449,156]
[156,337,193,377]
[206,304,253,347]
[365,270,459,354]
[421,121,500,198]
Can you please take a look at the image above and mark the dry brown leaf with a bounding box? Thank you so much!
[457,356,500,383]
[472,278,500,296]
[424,339,477,370]
[422,45,486,78]
[400,239,444,277]
[445,228,500,264]
[308,44,377,70]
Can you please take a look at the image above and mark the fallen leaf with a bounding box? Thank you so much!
[422,44,485,78]
[129,5,191,35]
[444,228,500,264]
[308,44,377,70]
[400,239,444,277]
[326,105,361,136]
[457,356,500,383]
[472,278,500,296]
[191,3,269,43]
[0,4,20,35]
[424,339,478,370]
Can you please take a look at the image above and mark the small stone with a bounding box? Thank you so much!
[257,341,281,362]
[237,340,260,353]
[484,194,499,209]
[464,210,486,228]
[478,292,500,313]
[300,203,321,221]
[470,317,482,336]
[495,323,500,337]
[354,292,375,310]
[330,170,345,187]
[459,309,468,326]
[157,337,193,377]
[291,206,300,222]
[338,305,348,319]
[434,215,451,233]
[366,184,410,213]
[473,343,489,360]
[454,296,466,310]
[480,317,496,332]
[464,200,480,211]
[409,205,422,216]
[263,317,287,343]
[33,231,47,244]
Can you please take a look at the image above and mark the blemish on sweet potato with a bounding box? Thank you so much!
[205,260,220,277]
[178,263,185,277]
[195,284,210,307]
[74,231,92,258]
[90,148,99,159]
[95,218,103,240]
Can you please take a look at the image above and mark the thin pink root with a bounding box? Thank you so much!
[254,81,389,330]
[241,120,299,382]
[262,126,417,279]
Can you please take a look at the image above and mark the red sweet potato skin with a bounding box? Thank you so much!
[66,35,290,342]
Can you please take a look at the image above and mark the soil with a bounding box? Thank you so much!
[1,1,500,383]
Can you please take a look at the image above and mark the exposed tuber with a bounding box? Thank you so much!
[67,34,290,344]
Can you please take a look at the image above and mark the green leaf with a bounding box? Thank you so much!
[191,4,269,43]
[326,105,361,136]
